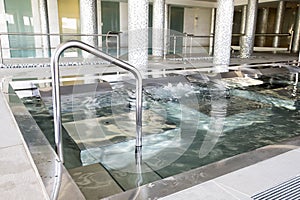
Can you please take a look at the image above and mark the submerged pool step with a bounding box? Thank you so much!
[39,81,112,97]
[62,109,176,150]
[68,163,123,199]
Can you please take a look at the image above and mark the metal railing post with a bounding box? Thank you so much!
[190,36,193,55]
[50,40,143,200]
[173,35,176,54]
[117,34,120,58]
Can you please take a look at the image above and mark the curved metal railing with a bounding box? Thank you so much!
[50,40,143,200]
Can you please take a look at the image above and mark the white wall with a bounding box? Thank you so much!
[97,0,102,47]
[31,0,43,57]
[0,0,10,58]
[119,2,128,48]
[183,7,212,47]
[47,0,60,51]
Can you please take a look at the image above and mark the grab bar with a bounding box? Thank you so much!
[50,40,143,200]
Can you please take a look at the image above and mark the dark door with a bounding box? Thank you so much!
[170,7,184,54]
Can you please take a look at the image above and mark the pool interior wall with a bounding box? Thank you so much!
[2,52,299,198]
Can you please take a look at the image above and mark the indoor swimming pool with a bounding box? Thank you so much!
[14,63,299,199]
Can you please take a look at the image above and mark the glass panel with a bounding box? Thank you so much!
[58,0,80,57]
[4,0,35,58]
[101,1,120,34]
[170,7,184,54]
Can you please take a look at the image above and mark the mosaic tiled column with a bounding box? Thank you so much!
[128,0,149,74]
[257,8,269,47]
[163,3,169,58]
[292,5,300,53]
[239,5,247,46]
[240,6,247,35]
[213,0,234,72]
[152,0,165,57]
[273,1,286,48]
[240,0,258,58]
[39,0,51,58]
[80,0,98,56]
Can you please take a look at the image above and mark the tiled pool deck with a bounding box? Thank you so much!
[0,91,49,199]
[0,53,299,199]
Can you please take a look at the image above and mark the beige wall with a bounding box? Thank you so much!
[183,7,212,47]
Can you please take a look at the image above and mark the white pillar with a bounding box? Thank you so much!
[97,0,102,48]
[152,0,165,57]
[39,0,51,57]
[292,5,300,53]
[163,3,169,58]
[239,5,247,47]
[209,8,216,56]
[80,0,98,53]
[240,0,258,58]
[128,0,149,74]
[240,5,247,35]
[213,0,234,72]
[273,1,286,48]
[47,0,60,55]
[257,8,269,47]
[31,0,43,58]
[0,0,11,59]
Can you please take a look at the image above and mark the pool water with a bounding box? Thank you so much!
[22,69,300,196]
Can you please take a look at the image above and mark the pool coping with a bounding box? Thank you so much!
[0,90,50,199]
[104,137,300,199]
[4,90,85,200]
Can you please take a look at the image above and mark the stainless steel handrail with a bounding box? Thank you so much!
[50,40,143,199]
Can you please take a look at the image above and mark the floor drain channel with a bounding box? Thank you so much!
[252,175,300,200]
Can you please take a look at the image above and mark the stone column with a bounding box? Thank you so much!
[240,0,258,58]
[213,0,234,72]
[128,0,149,74]
[152,0,165,57]
[257,8,269,47]
[273,1,286,48]
[292,5,300,53]
[80,0,98,55]
[39,0,51,57]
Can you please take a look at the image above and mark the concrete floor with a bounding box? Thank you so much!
[0,52,299,199]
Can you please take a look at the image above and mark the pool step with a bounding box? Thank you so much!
[39,81,112,97]
[62,109,176,149]
[68,163,123,199]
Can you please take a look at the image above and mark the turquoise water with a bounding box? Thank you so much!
[22,71,300,193]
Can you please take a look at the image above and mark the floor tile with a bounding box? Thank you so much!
[0,145,48,199]
[215,150,300,196]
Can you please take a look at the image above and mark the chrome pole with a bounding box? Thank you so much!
[50,40,143,198]
[173,35,176,54]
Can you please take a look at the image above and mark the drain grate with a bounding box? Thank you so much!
[252,176,300,200]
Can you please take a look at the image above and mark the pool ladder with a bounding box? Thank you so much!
[50,40,143,200]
